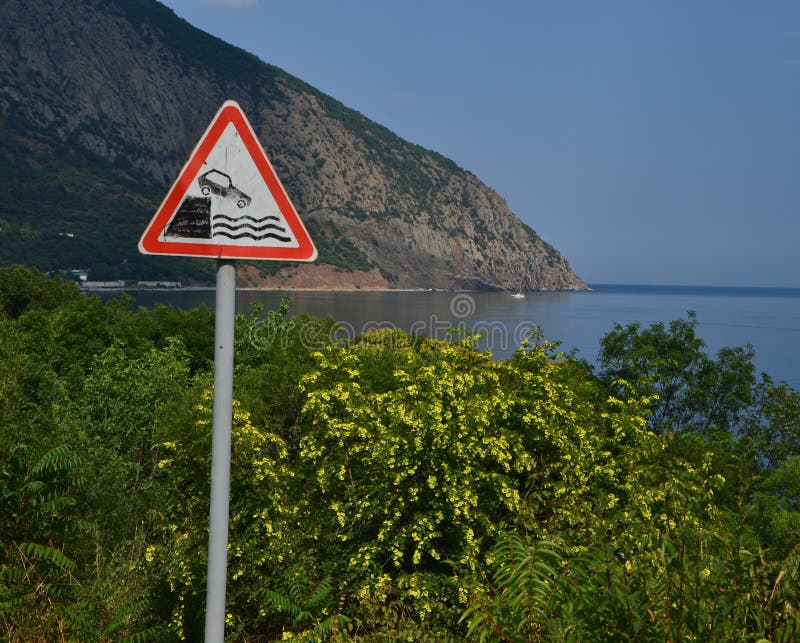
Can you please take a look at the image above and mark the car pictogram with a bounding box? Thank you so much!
[197,169,252,208]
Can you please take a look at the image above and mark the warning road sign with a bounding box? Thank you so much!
[138,100,317,261]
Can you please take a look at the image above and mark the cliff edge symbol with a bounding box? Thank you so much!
[164,171,291,242]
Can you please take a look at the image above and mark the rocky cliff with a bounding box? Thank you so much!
[0,0,586,290]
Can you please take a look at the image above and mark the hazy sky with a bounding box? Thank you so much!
[159,0,800,287]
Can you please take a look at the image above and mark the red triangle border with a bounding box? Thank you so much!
[138,100,317,261]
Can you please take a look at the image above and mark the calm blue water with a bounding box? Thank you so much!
[101,284,800,389]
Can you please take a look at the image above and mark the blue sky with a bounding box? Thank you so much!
[159,0,800,286]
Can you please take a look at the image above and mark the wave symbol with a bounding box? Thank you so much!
[213,222,287,234]
[211,213,291,243]
[214,231,292,242]
[212,214,280,224]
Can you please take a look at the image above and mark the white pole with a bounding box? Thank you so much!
[205,259,236,642]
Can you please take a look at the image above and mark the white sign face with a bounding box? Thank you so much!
[139,100,316,262]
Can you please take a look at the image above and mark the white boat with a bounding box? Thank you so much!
[511,292,525,299]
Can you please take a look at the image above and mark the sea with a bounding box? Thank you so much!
[99,284,800,390]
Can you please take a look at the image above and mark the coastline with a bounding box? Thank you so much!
[82,282,800,297]
[78,262,591,294]
[80,284,592,294]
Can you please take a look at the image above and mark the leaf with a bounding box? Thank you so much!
[17,541,76,572]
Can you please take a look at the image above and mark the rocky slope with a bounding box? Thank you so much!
[0,0,586,290]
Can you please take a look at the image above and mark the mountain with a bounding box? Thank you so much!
[0,0,586,291]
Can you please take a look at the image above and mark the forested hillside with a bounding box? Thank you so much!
[0,0,585,291]
[2,266,800,640]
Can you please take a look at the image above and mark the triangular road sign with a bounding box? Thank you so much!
[139,100,316,261]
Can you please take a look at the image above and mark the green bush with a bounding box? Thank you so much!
[0,268,799,640]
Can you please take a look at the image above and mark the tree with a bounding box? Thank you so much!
[596,312,757,437]
[0,444,85,639]
[0,265,81,320]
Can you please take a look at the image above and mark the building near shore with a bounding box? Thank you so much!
[82,280,126,289]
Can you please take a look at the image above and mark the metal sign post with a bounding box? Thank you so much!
[139,100,316,642]
[205,259,236,642]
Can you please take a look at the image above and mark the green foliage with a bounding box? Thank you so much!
[0,265,82,319]
[764,544,800,640]
[0,444,85,638]
[58,531,162,643]
[298,333,528,583]
[753,456,800,559]
[113,0,287,91]
[460,532,563,641]
[597,311,757,437]
[150,390,294,640]
[0,268,201,639]
[463,460,799,641]
[69,339,192,543]
[145,302,215,373]
[153,332,580,638]
[750,377,800,468]
[1,268,800,640]
[310,232,374,272]
[263,574,350,641]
